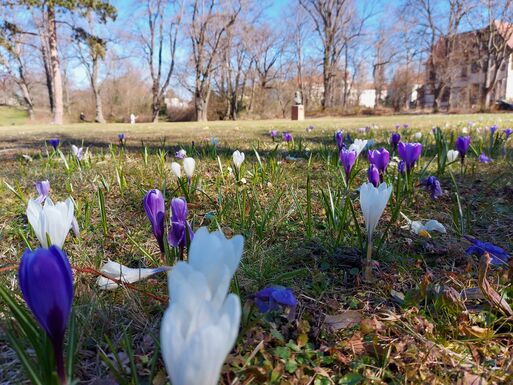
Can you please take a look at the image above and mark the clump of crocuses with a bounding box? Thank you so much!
[19,246,74,385]
[368,148,390,179]
[421,176,442,200]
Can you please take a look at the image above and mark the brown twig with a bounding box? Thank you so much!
[478,252,513,317]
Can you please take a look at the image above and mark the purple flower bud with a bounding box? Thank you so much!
[283,132,293,142]
[118,133,125,141]
[455,136,471,163]
[490,125,498,134]
[367,165,380,187]
[479,152,491,163]
[175,149,186,159]
[398,160,406,175]
[335,130,344,150]
[368,148,390,174]
[403,124,409,129]
[306,125,314,132]
[504,128,512,139]
[465,236,510,266]
[35,180,50,204]
[339,149,357,182]
[168,197,194,249]
[390,132,401,150]
[19,246,73,384]
[144,189,166,253]
[398,142,422,171]
[395,124,400,129]
[421,176,442,200]
[271,130,278,138]
[49,138,60,150]
[254,286,297,320]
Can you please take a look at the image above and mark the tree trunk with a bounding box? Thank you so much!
[41,46,54,114]
[229,91,237,120]
[91,56,105,123]
[47,5,63,124]
[19,82,34,120]
[152,100,160,123]
[196,97,208,121]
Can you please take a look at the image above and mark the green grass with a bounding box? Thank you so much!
[0,106,28,126]
[1,115,513,384]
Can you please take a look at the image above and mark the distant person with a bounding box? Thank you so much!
[130,113,138,125]
[80,112,86,122]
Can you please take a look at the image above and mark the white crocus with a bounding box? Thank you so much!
[401,213,446,237]
[359,182,392,281]
[232,150,245,170]
[96,260,171,290]
[26,197,74,248]
[183,157,196,179]
[414,132,422,140]
[171,162,182,178]
[447,149,459,163]
[348,139,368,157]
[161,227,243,385]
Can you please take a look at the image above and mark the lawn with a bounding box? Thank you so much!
[1,114,513,384]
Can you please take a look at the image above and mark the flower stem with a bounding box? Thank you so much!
[363,237,373,282]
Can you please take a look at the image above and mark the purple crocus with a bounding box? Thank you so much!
[339,149,357,182]
[465,236,510,266]
[390,132,401,151]
[19,246,73,384]
[368,148,390,175]
[479,152,491,163]
[335,130,345,150]
[420,176,442,199]
[168,197,194,249]
[397,142,422,171]
[403,123,409,129]
[455,136,471,164]
[35,180,50,203]
[504,128,512,139]
[175,149,186,159]
[368,165,380,187]
[271,130,278,139]
[395,124,400,129]
[118,133,125,145]
[306,125,314,132]
[144,189,166,253]
[283,132,293,143]
[490,125,498,135]
[254,286,297,320]
[49,138,60,150]
[398,160,405,176]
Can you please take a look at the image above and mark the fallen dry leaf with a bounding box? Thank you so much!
[324,310,362,331]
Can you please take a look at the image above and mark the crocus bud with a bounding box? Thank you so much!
[232,150,245,171]
[144,189,166,253]
[19,246,73,384]
[390,132,401,150]
[26,197,74,248]
[447,150,459,163]
[348,139,368,158]
[49,138,60,150]
[335,130,344,151]
[283,132,293,142]
[183,157,195,179]
[455,136,471,164]
[398,142,422,171]
[367,165,380,187]
[35,180,50,204]
[368,148,390,174]
[270,130,278,139]
[71,145,83,161]
[479,152,491,163]
[170,162,181,178]
[339,149,357,183]
[168,197,194,249]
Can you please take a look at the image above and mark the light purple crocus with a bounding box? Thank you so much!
[175,149,186,159]
[35,180,50,204]
[335,130,345,150]
[283,132,293,143]
[168,197,194,249]
[339,149,357,182]
[421,176,442,199]
[144,189,166,253]
[271,130,278,139]
[397,142,422,171]
[368,165,380,187]
[368,148,390,175]
[403,124,409,129]
[479,152,491,163]
[455,136,471,164]
[71,145,83,161]
[19,246,73,385]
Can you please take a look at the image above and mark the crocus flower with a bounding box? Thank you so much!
[170,162,181,178]
[339,149,357,182]
[211,137,218,146]
[490,125,498,135]
[183,157,195,179]
[455,136,471,164]
[144,189,166,253]
[335,130,345,150]
[160,227,243,385]
[395,124,400,129]
[175,149,187,159]
[398,142,422,171]
[348,138,368,157]
[232,150,245,171]
[465,236,510,266]
[414,132,422,140]
[504,128,512,139]
[271,130,278,139]
[367,165,380,187]
[420,176,443,199]
[19,246,73,384]
[168,197,194,249]
[398,160,406,176]
[283,132,293,142]
[35,180,50,204]
[306,125,314,132]
[254,286,297,320]
[368,148,390,174]
[447,149,459,163]
[71,145,83,161]
[403,124,409,129]
[26,197,74,248]
[401,213,446,237]
[390,132,401,150]
[118,133,125,144]
[49,138,60,150]
[360,182,392,280]
[96,260,171,290]
[479,152,491,163]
